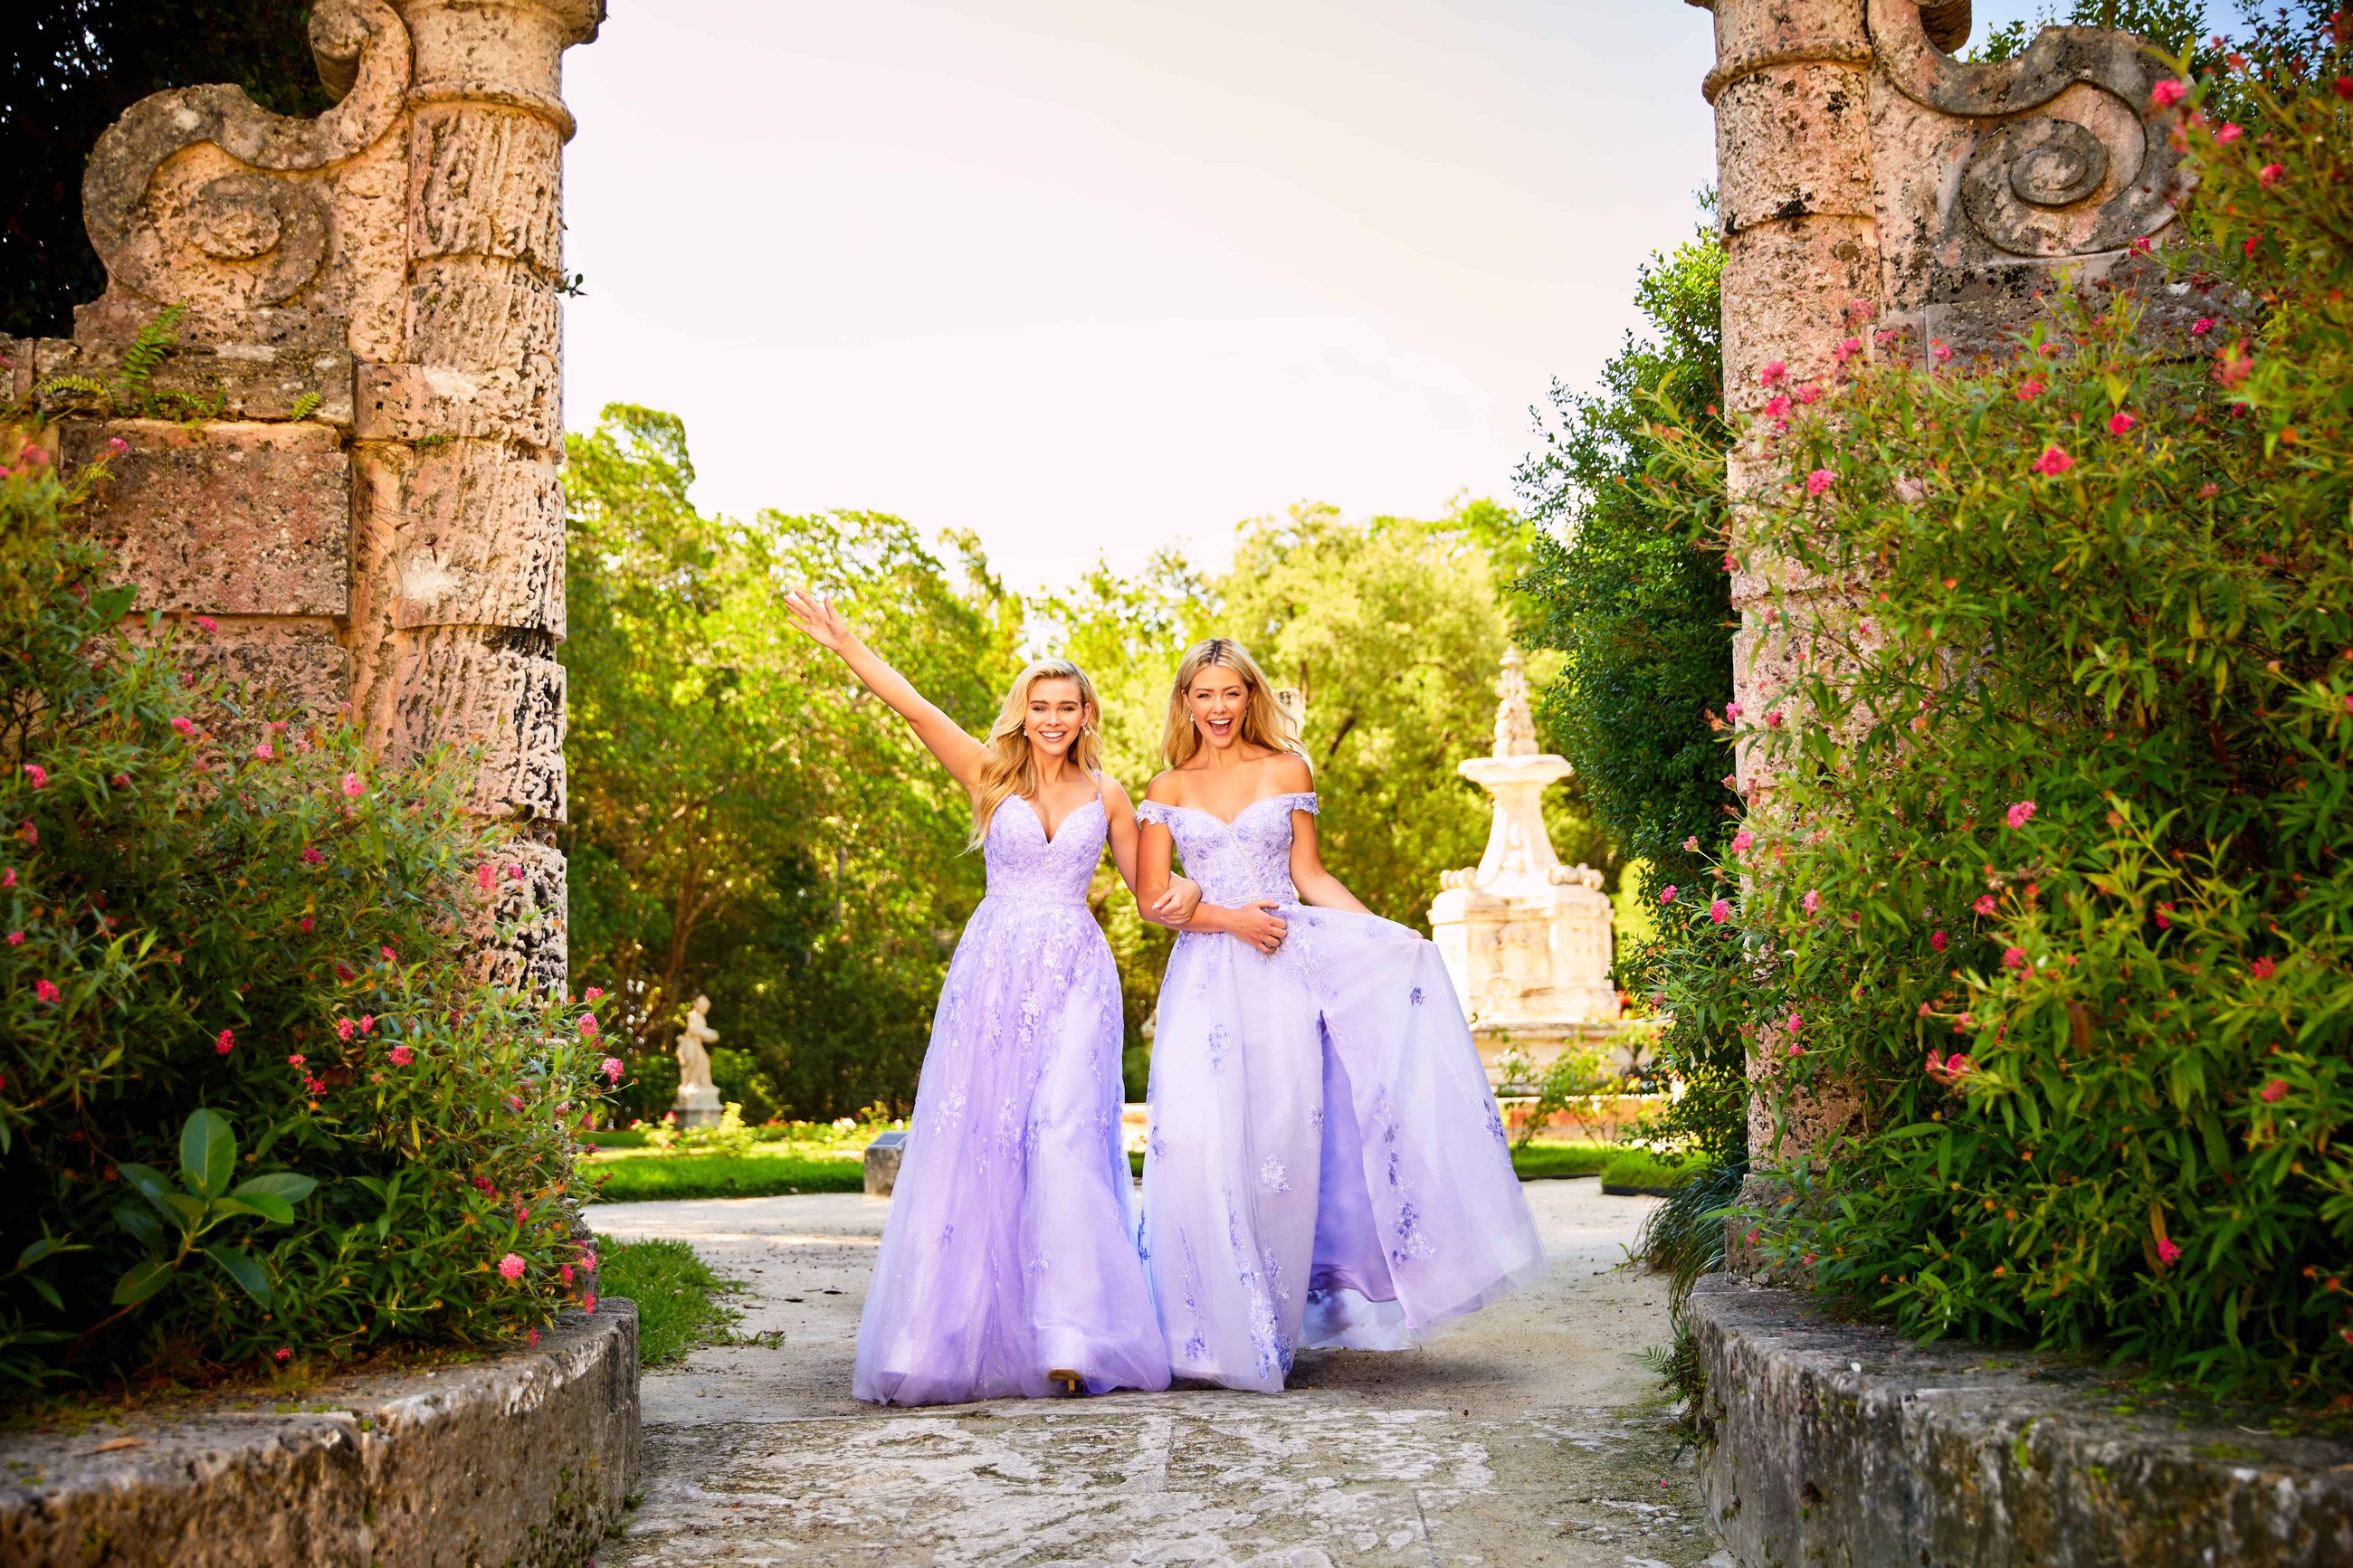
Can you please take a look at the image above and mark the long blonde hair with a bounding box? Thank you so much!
[970,658,1103,847]
[1161,637,1305,768]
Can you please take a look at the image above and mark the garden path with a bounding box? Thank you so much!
[585,1179,1729,1568]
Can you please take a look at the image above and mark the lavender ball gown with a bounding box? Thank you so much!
[1136,792,1545,1392]
[852,794,1170,1405]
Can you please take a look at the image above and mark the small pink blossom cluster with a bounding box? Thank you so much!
[1924,1048,1974,1088]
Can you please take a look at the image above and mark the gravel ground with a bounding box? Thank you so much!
[586,1178,1732,1568]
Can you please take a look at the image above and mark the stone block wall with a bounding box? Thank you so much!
[12,0,601,986]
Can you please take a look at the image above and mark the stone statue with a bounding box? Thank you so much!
[1430,649,1623,1089]
[672,995,722,1127]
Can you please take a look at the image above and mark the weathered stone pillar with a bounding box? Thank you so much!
[1689,0,2185,1169]
[13,0,601,989]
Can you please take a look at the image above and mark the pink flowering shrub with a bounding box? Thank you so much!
[0,432,613,1385]
[1637,46,2353,1397]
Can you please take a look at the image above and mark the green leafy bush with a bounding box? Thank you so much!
[0,433,613,1385]
[1640,44,2353,1396]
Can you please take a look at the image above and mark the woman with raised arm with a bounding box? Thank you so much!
[783,591,1198,1405]
[1132,637,1543,1392]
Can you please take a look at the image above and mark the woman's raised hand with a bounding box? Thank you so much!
[783,590,856,652]
[1228,898,1288,955]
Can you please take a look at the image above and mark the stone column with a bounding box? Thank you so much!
[24,0,602,991]
[352,0,599,987]
[1690,0,2186,1173]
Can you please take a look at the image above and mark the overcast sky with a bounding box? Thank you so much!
[560,0,2070,593]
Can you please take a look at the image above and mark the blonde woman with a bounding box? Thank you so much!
[784,592,1197,1405]
[1132,637,1543,1392]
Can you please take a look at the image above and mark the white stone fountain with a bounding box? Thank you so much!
[1430,649,1622,1086]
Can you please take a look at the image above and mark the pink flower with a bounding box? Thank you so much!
[2154,901,2174,930]
[196,616,217,633]
[476,862,497,892]
[110,772,128,787]
[508,1095,526,1112]
[1806,468,1834,497]
[1681,835,1700,852]
[2191,317,2215,336]
[33,979,59,1003]
[102,435,129,455]
[4,931,20,946]
[1730,831,1754,854]
[1765,709,1784,729]
[2260,1079,2288,1104]
[299,917,312,933]
[2107,411,2135,435]
[581,1292,597,1315]
[559,1263,575,1286]
[215,1028,235,1055]
[252,742,274,761]
[1930,929,1947,953]
[1710,898,1731,925]
[498,1253,526,1281]
[2149,78,2186,107]
[2259,162,2285,187]
[585,987,606,1002]
[17,445,47,466]
[2,870,14,888]
[272,1346,292,1364]
[359,1014,374,1034]
[2002,947,2028,970]
[2156,1237,2182,1266]
[507,864,524,882]
[2250,955,2276,980]
[2032,446,2074,477]
[577,1013,597,1036]
[525,1327,540,1346]
[1802,889,1822,915]
[170,717,195,737]
[302,847,325,864]
[2015,378,2044,401]
[1786,1012,1803,1033]
[2216,122,2243,143]
[21,764,46,790]
[1786,1041,1804,1058]
[1764,394,1791,419]
[1760,360,1787,387]
[2005,800,2038,830]
[1660,885,1679,905]
[1932,341,1954,362]
[380,946,396,964]
[602,1057,624,1084]
[341,773,364,799]
[1973,894,1999,917]
[1724,700,1742,721]
[389,1044,415,1066]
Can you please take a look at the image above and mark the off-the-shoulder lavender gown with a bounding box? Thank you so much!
[1136,792,1544,1392]
[853,794,1169,1405]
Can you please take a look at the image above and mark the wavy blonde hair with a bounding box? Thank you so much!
[1160,637,1305,768]
[970,658,1103,847]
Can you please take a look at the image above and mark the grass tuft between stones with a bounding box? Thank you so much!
[595,1238,743,1368]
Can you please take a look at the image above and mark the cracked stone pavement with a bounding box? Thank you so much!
[586,1178,1732,1568]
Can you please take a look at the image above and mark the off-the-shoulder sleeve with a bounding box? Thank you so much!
[1282,791,1319,815]
[1135,799,1178,827]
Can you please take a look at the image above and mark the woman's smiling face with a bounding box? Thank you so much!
[1184,664,1250,750]
[1024,675,1089,758]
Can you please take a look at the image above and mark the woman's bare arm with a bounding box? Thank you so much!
[784,592,987,794]
[1138,774,1286,951]
[1289,809,1371,915]
[1102,775,1199,925]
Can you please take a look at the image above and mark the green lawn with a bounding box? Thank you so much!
[1597,1148,1701,1193]
[586,1150,865,1202]
[595,1236,740,1365]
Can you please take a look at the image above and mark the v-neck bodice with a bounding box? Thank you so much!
[983,794,1105,906]
[1135,792,1317,907]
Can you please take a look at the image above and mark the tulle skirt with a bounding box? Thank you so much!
[853,896,1170,1405]
[1139,905,1546,1392]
